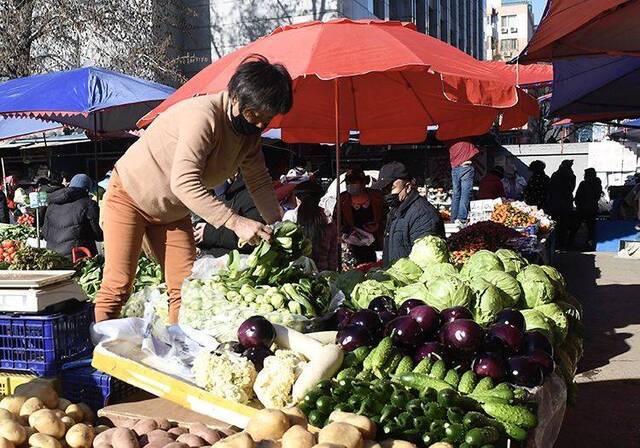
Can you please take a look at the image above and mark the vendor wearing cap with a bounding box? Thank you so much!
[94,55,293,324]
[373,161,445,267]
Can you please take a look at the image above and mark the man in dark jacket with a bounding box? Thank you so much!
[547,160,576,248]
[0,189,9,224]
[194,173,263,257]
[42,174,103,257]
[373,162,445,267]
[571,168,602,249]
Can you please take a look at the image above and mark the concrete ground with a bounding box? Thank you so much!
[554,252,640,447]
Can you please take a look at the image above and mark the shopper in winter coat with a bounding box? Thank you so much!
[571,168,603,249]
[193,174,263,257]
[42,174,103,258]
[374,162,445,267]
[477,166,505,200]
[523,160,550,210]
[447,138,479,222]
[547,160,576,248]
[0,189,9,224]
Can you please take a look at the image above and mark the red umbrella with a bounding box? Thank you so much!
[139,19,538,143]
[518,0,640,63]
[480,61,553,87]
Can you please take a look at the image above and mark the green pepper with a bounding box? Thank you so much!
[297,401,312,415]
[422,433,436,446]
[413,416,431,432]
[424,402,446,421]
[402,428,422,443]
[316,395,334,414]
[394,412,413,428]
[463,412,485,429]
[357,398,378,416]
[380,404,400,423]
[316,379,332,392]
[430,419,446,433]
[372,381,393,398]
[337,378,352,388]
[348,395,361,409]
[303,391,321,407]
[333,402,352,413]
[406,399,423,415]
[420,387,438,402]
[437,388,460,407]
[308,410,326,427]
[332,386,350,400]
[429,421,446,442]
[444,423,466,443]
[390,390,410,408]
[382,422,398,437]
[447,407,465,424]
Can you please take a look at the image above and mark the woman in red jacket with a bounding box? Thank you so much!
[477,166,505,200]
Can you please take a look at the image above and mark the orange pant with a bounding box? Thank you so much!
[94,171,196,324]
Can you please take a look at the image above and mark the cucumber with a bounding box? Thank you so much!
[341,352,358,369]
[430,359,447,380]
[352,346,371,363]
[371,337,394,372]
[469,383,513,403]
[481,402,538,428]
[501,422,528,441]
[336,367,358,381]
[444,369,461,388]
[458,370,478,394]
[397,372,453,393]
[395,356,414,375]
[384,353,403,375]
[413,357,433,374]
[464,427,500,446]
[472,377,494,394]
[362,345,378,371]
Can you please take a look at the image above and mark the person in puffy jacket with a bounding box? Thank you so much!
[571,168,603,250]
[42,174,103,257]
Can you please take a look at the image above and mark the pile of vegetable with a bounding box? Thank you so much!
[490,204,536,229]
[0,224,36,241]
[16,214,35,227]
[447,222,522,266]
[1,245,73,271]
[0,240,20,266]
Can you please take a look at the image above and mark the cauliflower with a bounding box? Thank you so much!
[193,351,257,403]
[253,350,307,408]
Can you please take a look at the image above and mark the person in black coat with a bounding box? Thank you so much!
[194,173,264,257]
[0,189,9,224]
[42,174,103,257]
[547,160,576,248]
[372,162,445,267]
[571,168,603,249]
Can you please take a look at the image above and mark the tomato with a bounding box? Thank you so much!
[5,247,14,255]
[1,240,11,249]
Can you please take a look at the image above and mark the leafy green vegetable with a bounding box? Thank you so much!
[329,270,364,299]
[520,309,554,342]
[386,258,423,286]
[394,283,430,304]
[9,246,72,270]
[480,270,523,308]
[540,265,567,295]
[425,276,474,311]
[0,224,36,242]
[351,279,394,309]
[516,265,557,308]
[418,262,458,284]
[470,279,504,325]
[460,250,504,278]
[495,249,528,275]
[409,235,450,268]
[535,302,569,342]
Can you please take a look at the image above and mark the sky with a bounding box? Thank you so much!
[531,0,547,24]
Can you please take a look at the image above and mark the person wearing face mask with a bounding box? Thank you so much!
[94,55,293,324]
[373,162,445,267]
[338,168,385,264]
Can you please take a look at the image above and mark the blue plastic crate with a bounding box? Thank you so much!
[61,359,139,412]
[0,303,94,376]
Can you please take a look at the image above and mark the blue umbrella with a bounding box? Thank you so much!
[0,117,62,141]
[0,67,175,135]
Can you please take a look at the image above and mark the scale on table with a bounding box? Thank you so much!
[0,271,88,313]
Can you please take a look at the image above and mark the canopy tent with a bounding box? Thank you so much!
[0,117,62,142]
[549,55,640,120]
[480,61,553,87]
[0,67,175,135]
[140,19,539,144]
[518,0,640,64]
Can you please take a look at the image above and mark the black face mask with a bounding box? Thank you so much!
[384,192,401,209]
[231,111,263,136]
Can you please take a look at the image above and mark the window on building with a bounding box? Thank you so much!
[500,38,518,52]
[501,15,517,32]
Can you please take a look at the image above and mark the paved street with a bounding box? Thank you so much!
[555,252,640,447]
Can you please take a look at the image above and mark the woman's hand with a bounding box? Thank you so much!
[227,215,272,245]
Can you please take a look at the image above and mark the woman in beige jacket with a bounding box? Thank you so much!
[95,56,293,323]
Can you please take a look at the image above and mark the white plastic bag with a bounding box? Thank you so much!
[191,254,249,279]
[343,228,375,247]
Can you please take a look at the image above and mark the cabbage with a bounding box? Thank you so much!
[516,265,557,308]
[480,270,523,308]
[351,279,394,309]
[425,276,474,311]
[460,250,504,278]
[394,283,430,304]
[386,258,423,286]
[409,236,450,268]
[469,277,504,325]
[521,309,554,342]
[536,303,569,342]
[419,263,459,284]
[495,249,529,275]
[330,270,364,299]
[541,265,567,295]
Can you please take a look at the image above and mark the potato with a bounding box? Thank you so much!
[94,444,113,448]
[132,420,158,437]
[282,408,307,429]
[95,426,111,435]
[213,433,254,448]
[65,424,95,448]
[176,434,206,448]
[0,421,25,446]
[61,416,76,431]
[281,425,315,448]
[328,412,376,440]
[155,419,171,431]
[363,442,381,448]
[19,397,45,417]
[56,399,72,412]
[63,405,82,423]
[318,423,363,448]
[167,428,188,437]
[29,409,54,427]
[93,428,118,446]
[110,428,139,448]
[379,442,417,448]
[162,444,188,448]
[14,382,58,409]
[0,410,14,423]
[141,440,174,448]
[0,396,27,415]
[255,441,280,448]
[187,423,220,446]
[75,404,95,425]
[30,433,63,448]
[425,444,451,448]
[0,437,12,448]
[32,412,66,439]
[245,409,289,442]
[145,430,172,442]
[311,444,346,448]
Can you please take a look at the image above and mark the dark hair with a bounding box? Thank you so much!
[228,54,293,117]
[295,181,326,250]
[490,166,504,178]
[529,160,546,173]
[345,168,368,185]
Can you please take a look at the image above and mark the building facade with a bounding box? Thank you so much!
[484,0,534,61]
[181,0,485,78]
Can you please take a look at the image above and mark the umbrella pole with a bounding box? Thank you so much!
[334,79,342,271]
[93,114,99,181]
[1,158,6,196]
